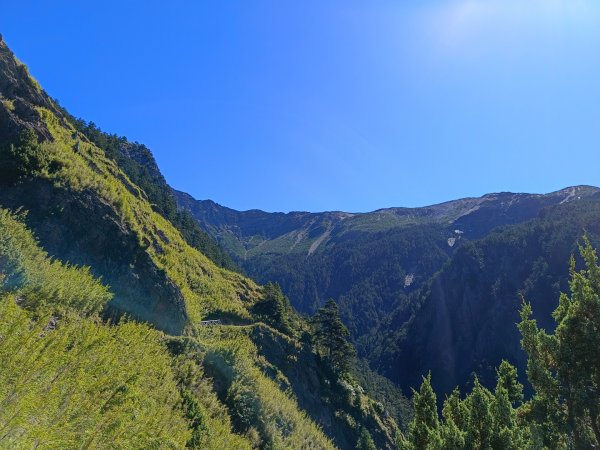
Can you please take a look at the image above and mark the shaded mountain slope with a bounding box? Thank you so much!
[371,194,600,397]
[175,187,598,323]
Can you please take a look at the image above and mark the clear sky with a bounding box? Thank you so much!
[2,1,600,212]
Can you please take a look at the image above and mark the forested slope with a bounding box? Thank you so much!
[177,181,600,400]
[371,194,600,396]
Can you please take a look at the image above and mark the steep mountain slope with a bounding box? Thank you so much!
[371,194,600,397]
[55,114,237,271]
[176,186,600,399]
[175,187,597,333]
[0,35,402,449]
[0,209,192,448]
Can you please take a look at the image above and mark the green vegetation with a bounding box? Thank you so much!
[0,40,403,449]
[51,102,236,271]
[0,209,190,448]
[0,209,110,316]
[252,282,295,334]
[356,427,377,450]
[4,30,600,450]
[397,240,600,449]
[0,208,340,449]
[0,298,190,449]
[313,299,356,376]
[369,193,600,397]
[178,172,600,402]
[398,368,528,450]
[3,103,258,329]
[0,94,15,111]
[519,238,600,449]
[353,359,413,431]
[0,128,49,184]
[196,325,337,449]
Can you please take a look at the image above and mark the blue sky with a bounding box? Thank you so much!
[2,1,600,212]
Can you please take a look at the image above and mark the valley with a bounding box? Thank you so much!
[177,186,600,396]
[1,27,600,449]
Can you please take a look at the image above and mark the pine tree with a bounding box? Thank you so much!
[407,373,441,450]
[312,299,355,375]
[440,389,467,450]
[465,378,494,450]
[519,238,600,449]
[252,282,292,334]
[495,361,523,406]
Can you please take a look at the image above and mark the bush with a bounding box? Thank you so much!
[0,128,48,183]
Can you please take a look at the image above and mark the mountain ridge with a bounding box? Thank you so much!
[175,185,599,254]
[176,185,599,217]
[177,183,600,399]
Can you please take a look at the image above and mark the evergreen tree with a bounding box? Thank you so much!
[0,128,48,183]
[407,373,441,450]
[394,240,600,450]
[440,389,467,450]
[495,361,523,406]
[355,427,377,450]
[519,238,600,449]
[400,368,529,449]
[252,282,293,334]
[491,361,527,449]
[464,378,494,450]
[312,299,356,375]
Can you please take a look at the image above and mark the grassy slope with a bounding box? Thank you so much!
[0,98,336,450]
[0,37,401,449]
[38,106,260,326]
[0,209,191,448]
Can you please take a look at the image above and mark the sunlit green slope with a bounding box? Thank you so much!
[0,35,402,449]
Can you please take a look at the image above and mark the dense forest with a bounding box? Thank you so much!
[397,240,600,449]
[371,196,600,397]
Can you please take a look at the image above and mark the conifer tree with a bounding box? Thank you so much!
[252,282,292,333]
[397,240,600,450]
[440,389,467,450]
[355,427,377,450]
[495,361,523,406]
[0,128,47,183]
[519,238,600,449]
[490,361,527,449]
[312,299,355,375]
[406,373,441,450]
[464,378,494,449]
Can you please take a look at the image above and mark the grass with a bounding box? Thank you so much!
[37,106,262,325]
